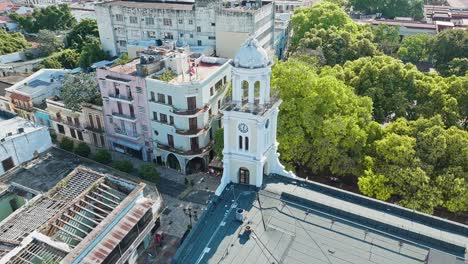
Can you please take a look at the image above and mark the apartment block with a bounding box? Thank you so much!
[95,0,275,58]
[144,46,230,174]
[5,69,68,123]
[97,57,153,161]
[47,97,107,149]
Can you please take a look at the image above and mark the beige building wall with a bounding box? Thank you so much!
[215,31,251,59]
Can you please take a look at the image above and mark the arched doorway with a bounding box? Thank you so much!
[166,153,181,171]
[186,157,206,174]
[238,167,250,184]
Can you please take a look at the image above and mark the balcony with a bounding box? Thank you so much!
[51,117,84,130]
[175,118,212,136]
[108,93,134,103]
[14,103,33,112]
[173,104,210,116]
[112,112,137,122]
[85,126,105,133]
[156,140,214,156]
[222,92,281,116]
[114,129,140,140]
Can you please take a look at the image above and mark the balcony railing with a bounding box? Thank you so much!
[85,126,105,133]
[14,104,33,111]
[175,117,213,136]
[114,129,140,139]
[112,112,137,121]
[173,104,210,116]
[156,140,214,156]
[108,93,134,103]
[221,92,281,116]
[51,116,84,130]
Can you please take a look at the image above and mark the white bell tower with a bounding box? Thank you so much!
[216,37,295,195]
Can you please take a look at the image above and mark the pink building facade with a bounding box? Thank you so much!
[97,61,152,161]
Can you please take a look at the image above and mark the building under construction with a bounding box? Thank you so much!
[0,148,163,264]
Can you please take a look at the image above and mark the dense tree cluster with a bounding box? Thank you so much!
[10,4,76,33]
[65,19,99,52]
[0,30,30,55]
[291,3,377,65]
[38,49,80,69]
[359,116,468,213]
[278,2,468,215]
[273,58,468,214]
[272,59,375,177]
[348,0,424,20]
[60,73,102,111]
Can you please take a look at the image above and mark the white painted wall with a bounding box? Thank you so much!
[0,118,52,175]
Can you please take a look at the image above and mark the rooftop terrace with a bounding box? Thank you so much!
[174,175,468,264]
[5,69,67,97]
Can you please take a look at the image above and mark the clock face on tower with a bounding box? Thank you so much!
[238,123,248,133]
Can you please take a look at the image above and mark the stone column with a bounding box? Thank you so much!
[248,79,254,104]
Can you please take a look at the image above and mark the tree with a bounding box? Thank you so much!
[37,30,64,56]
[65,19,99,52]
[10,4,76,33]
[359,116,468,214]
[114,53,131,66]
[372,24,400,55]
[112,160,134,173]
[60,137,74,152]
[0,30,30,55]
[397,33,431,63]
[74,143,91,157]
[442,58,468,77]
[272,59,374,177]
[348,0,424,20]
[139,164,160,182]
[335,56,420,123]
[429,29,468,74]
[290,2,376,65]
[79,37,108,68]
[60,73,101,111]
[290,2,355,50]
[37,49,80,69]
[94,149,112,164]
[39,56,62,69]
[213,128,224,159]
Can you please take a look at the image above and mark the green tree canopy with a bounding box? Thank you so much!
[397,33,431,63]
[37,49,80,69]
[290,2,376,65]
[348,0,424,20]
[0,30,30,55]
[37,30,64,56]
[10,4,76,33]
[65,19,99,52]
[60,73,101,111]
[429,29,468,74]
[272,59,375,177]
[213,128,224,160]
[442,58,468,77]
[79,37,108,68]
[359,116,468,213]
[372,24,400,55]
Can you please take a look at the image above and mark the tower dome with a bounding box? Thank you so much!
[233,37,271,69]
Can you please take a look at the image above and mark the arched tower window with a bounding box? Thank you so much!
[254,81,260,99]
[241,80,249,102]
[245,137,249,151]
[239,135,243,149]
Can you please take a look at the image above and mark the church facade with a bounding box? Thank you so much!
[216,37,295,195]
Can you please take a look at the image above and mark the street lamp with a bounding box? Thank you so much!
[183,207,198,229]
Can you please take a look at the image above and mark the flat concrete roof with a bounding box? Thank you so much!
[173,175,468,264]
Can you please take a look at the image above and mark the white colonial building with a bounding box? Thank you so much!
[95,0,275,58]
[145,46,230,174]
[0,117,52,175]
[216,37,294,194]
